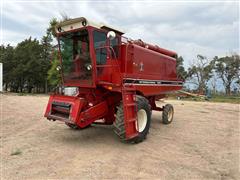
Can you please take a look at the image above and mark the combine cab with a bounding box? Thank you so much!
[44,17,182,143]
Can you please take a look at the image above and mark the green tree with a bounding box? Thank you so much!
[46,18,62,88]
[13,37,44,93]
[214,54,240,95]
[187,55,213,93]
[47,50,61,86]
[0,16,69,93]
[176,56,187,81]
[47,18,58,38]
[47,14,70,36]
[0,45,15,91]
[41,31,53,93]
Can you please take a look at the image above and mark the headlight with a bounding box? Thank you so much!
[86,64,92,71]
[64,87,78,96]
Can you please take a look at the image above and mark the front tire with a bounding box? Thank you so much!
[162,104,174,124]
[113,95,151,143]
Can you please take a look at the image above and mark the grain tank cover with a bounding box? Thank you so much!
[55,17,124,35]
[131,39,177,58]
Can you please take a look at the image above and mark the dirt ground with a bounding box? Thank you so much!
[1,94,239,179]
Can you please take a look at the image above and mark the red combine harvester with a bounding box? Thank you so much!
[44,17,182,143]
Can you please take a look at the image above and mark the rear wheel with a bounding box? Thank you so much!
[162,104,174,124]
[113,95,151,143]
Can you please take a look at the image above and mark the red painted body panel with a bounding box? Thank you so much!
[119,43,181,96]
[45,93,109,128]
[130,44,177,80]
[44,94,85,124]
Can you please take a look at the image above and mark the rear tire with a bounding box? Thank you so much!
[162,104,174,124]
[113,95,151,143]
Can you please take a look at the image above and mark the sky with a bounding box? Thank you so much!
[0,0,239,68]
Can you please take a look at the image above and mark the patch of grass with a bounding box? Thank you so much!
[210,95,240,104]
[10,149,22,156]
[17,93,27,96]
[16,92,47,96]
[178,95,240,104]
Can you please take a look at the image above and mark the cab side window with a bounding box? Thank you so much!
[110,37,119,58]
[93,31,107,65]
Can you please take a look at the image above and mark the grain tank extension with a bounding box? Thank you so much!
[44,17,182,143]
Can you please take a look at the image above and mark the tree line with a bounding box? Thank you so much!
[176,54,240,95]
[0,19,239,95]
[0,37,51,93]
[0,19,58,93]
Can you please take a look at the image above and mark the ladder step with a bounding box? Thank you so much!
[126,118,137,123]
[124,103,136,107]
[125,133,138,140]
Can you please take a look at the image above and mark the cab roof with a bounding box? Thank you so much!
[56,17,124,35]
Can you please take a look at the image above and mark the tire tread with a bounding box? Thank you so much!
[113,95,151,143]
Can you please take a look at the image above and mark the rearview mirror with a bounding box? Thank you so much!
[107,31,116,40]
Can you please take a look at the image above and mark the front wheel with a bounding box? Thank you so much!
[162,104,174,124]
[113,95,152,143]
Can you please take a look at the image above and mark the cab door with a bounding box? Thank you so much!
[93,30,121,84]
[93,30,110,82]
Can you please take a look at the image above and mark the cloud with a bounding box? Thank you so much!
[1,0,239,67]
[2,29,33,45]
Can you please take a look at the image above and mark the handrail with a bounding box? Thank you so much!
[95,45,117,59]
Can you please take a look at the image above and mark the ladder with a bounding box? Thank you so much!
[122,86,138,140]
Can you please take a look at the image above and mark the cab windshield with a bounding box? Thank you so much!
[59,29,92,85]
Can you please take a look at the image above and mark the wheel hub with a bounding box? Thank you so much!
[136,109,147,132]
[168,108,173,121]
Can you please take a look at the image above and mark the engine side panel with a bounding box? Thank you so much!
[122,44,182,96]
